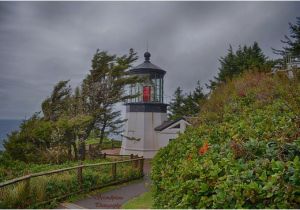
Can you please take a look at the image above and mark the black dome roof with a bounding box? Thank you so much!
[129,51,166,76]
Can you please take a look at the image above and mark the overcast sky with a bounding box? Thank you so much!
[0,1,299,119]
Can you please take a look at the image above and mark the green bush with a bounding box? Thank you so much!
[152,72,300,208]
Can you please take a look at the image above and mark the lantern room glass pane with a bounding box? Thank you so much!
[128,73,164,103]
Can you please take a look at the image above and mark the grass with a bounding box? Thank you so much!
[85,138,100,145]
[122,191,154,209]
[85,138,122,148]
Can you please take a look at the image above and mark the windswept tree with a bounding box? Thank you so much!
[4,80,81,162]
[41,80,71,121]
[4,113,53,162]
[81,49,141,146]
[41,80,93,160]
[52,115,92,160]
[4,48,142,162]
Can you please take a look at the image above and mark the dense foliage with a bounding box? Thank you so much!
[152,71,300,208]
[3,113,92,163]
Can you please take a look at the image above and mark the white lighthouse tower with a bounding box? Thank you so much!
[120,51,168,158]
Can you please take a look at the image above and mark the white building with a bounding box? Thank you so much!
[120,51,190,158]
[271,55,300,79]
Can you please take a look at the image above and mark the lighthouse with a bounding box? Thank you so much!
[120,51,190,158]
[120,51,168,158]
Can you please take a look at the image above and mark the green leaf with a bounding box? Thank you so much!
[199,183,209,192]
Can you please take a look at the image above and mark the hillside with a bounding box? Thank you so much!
[152,71,300,208]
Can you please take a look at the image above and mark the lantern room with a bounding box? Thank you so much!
[127,51,166,104]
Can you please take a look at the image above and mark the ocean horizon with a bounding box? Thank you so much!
[0,119,122,151]
[0,119,23,151]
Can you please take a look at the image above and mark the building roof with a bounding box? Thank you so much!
[133,61,164,71]
[129,51,166,76]
[154,117,187,131]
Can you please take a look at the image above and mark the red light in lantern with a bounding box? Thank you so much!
[143,86,151,102]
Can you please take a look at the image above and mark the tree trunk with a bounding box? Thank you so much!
[68,145,72,160]
[78,139,86,161]
[99,122,107,148]
[72,142,78,160]
[79,120,95,160]
[82,141,85,160]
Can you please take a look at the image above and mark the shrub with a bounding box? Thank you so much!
[152,72,300,208]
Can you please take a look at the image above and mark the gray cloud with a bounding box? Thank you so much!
[0,1,299,119]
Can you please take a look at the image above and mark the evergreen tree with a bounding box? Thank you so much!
[273,17,300,57]
[169,82,206,120]
[208,42,269,89]
[193,80,206,101]
[183,81,206,117]
[216,45,237,83]
[168,87,186,120]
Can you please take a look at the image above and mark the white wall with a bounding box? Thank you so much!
[157,133,178,148]
[121,113,190,158]
[156,119,190,148]
[120,111,167,158]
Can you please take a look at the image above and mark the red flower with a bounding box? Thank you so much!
[199,142,209,155]
[238,91,246,97]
